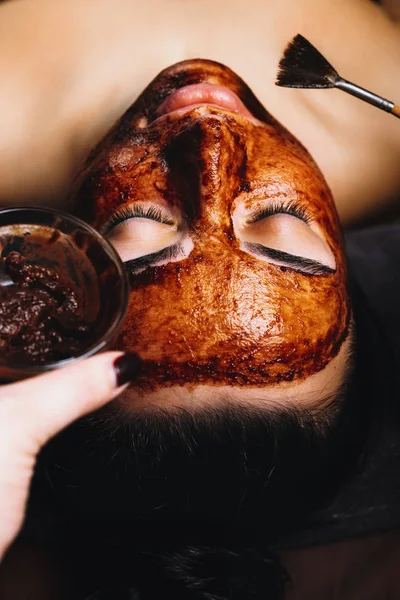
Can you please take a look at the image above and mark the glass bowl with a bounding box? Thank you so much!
[0,207,129,381]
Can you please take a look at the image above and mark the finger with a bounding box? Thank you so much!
[0,351,141,451]
[0,352,140,560]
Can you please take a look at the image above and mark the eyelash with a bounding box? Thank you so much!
[101,204,175,234]
[103,199,309,235]
[246,199,311,224]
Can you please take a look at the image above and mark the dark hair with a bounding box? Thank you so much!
[84,546,288,600]
[29,333,367,600]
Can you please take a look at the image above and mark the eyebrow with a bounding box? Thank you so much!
[124,244,183,274]
[244,242,335,276]
[124,242,335,278]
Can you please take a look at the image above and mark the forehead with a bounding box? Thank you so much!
[117,332,352,412]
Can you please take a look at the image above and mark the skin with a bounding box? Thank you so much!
[1,0,400,224]
[71,59,351,406]
[0,1,398,595]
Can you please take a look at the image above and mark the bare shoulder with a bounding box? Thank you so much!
[259,0,400,224]
[0,0,399,224]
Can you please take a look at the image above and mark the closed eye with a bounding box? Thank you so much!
[101,202,184,264]
[234,197,336,273]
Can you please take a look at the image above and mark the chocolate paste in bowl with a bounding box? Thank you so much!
[0,251,95,365]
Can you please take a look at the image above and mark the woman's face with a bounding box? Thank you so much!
[72,59,351,410]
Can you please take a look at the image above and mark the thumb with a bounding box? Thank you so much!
[0,351,141,449]
[0,351,140,559]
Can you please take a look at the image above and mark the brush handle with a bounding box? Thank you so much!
[335,78,397,116]
[391,104,400,119]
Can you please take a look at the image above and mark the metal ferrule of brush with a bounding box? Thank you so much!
[335,78,394,113]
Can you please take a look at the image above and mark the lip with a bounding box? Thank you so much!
[129,59,273,128]
[155,83,256,121]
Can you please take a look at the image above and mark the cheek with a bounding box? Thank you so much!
[276,276,349,366]
[71,149,168,230]
[113,249,349,386]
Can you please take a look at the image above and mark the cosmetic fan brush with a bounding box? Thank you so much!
[276,34,400,119]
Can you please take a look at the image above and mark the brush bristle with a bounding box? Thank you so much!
[276,34,338,89]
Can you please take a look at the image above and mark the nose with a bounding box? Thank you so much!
[162,117,248,237]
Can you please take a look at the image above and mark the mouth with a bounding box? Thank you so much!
[130,59,273,128]
[155,83,256,122]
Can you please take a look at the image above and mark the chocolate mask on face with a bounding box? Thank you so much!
[71,59,350,388]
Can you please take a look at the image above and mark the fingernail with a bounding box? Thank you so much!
[114,353,143,387]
